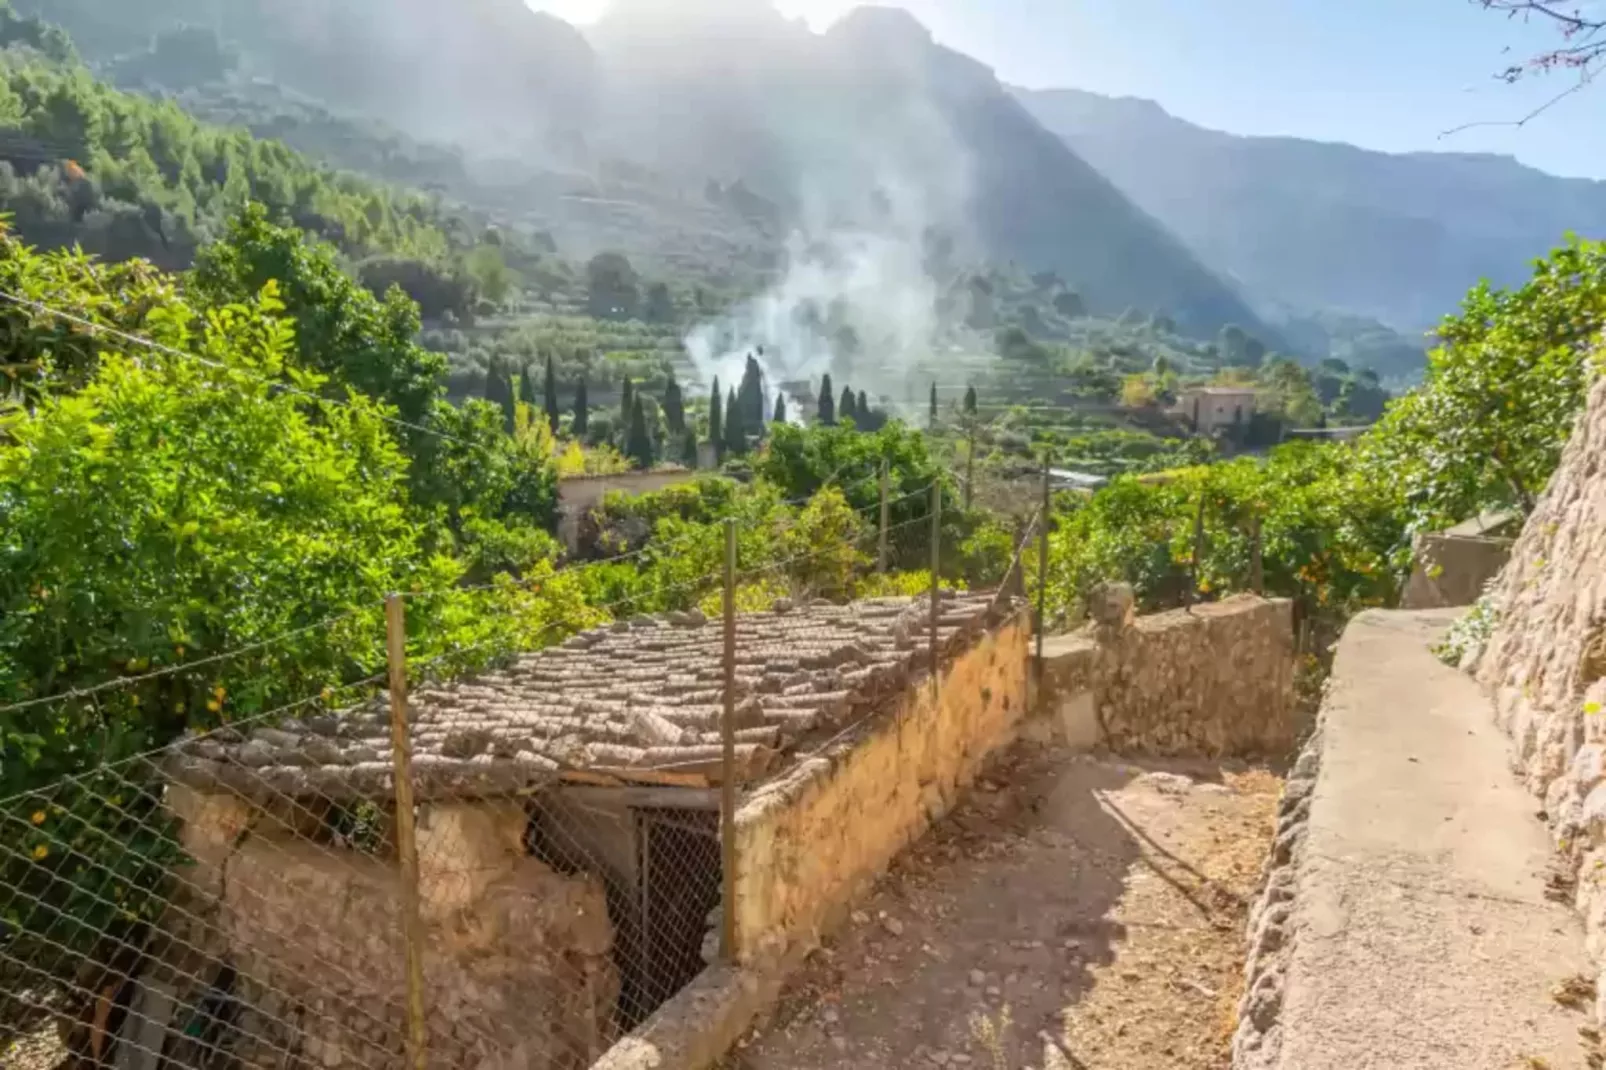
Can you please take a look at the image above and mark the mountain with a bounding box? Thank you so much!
[1016,86,1606,331]
[588,4,1272,337]
[16,0,1274,342]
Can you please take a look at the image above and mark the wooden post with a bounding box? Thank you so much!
[1250,513,1264,595]
[877,459,890,574]
[964,422,976,512]
[1186,491,1207,610]
[719,519,738,960]
[1036,457,1051,668]
[384,594,427,1070]
[929,481,942,697]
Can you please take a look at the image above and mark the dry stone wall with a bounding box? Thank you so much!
[1038,594,1297,757]
[1473,372,1606,1019]
[158,788,617,1070]
[731,613,1031,963]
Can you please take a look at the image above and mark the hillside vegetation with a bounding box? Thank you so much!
[15,0,1277,342]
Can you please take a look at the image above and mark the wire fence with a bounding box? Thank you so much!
[0,475,1045,1070]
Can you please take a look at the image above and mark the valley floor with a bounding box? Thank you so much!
[724,743,1281,1070]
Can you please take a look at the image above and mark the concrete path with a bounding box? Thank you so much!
[1276,609,1592,1069]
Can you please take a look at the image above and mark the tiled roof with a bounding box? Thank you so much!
[168,591,1020,801]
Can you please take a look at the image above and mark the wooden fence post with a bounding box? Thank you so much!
[929,482,942,697]
[720,519,738,961]
[384,595,427,1070]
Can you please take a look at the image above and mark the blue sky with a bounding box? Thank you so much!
[529,0,1606,180]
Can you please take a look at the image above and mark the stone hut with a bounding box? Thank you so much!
[148,590,1020,1069]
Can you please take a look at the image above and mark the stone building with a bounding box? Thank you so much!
[1176,386,1256,436]
[146,590,1023,1069]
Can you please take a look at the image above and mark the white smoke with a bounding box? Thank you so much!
[681,9,978,423]
[683,225,943,423]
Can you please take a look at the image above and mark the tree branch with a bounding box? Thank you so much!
[1439,67,1596,137]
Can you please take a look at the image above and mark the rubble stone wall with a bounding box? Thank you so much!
[162,789,618,1070]
[1400,531,1513,610]
[1472,372,1606,1022]
[729,613,1030,962]
[1038,594,1297,757]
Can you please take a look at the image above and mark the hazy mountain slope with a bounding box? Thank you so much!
[1016,86,1606,330]
[15,0,1272,340]
[584,4,1270,337]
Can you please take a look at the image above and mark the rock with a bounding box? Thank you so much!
[968,969,986,986]
[440,728,493,759]
[929,1051,951,1066]
[252,727,301,749]
[851,910,870,925]
[1087,582,1135,634]
[234,740,277,767]
[882,916,906,937]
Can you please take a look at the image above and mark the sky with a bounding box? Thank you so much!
[526,0,1606,181]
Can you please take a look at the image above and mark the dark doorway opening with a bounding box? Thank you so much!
[631,809,721,1022]
[524,799,722,1034]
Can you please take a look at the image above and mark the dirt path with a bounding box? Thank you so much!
[727,741,1281,1070]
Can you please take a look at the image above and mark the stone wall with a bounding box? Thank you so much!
[1400,530,1513,610]
[1037,594,1296,756]
[729,613,1031,962]
[1472,372,1606,1020]
[556,470,700,551]
[161,788,617,1069]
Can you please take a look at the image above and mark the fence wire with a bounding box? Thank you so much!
[0,485,1026,1070]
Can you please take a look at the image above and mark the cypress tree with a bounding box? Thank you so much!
[709,377,723,458]
[739,354,765,431]
[840,384,856,425]
[573,377,589,436]
[543,355,560,433]
[818,372,835,425]
[681,428,700,469]
[929,381,938,427]
[773,391,787,425]
[963,384,978,417]
[485,359,515,433]
[663,372,685,436]
[619,377,635,432]
[857,390,869,422]
[625,396,655,469]
[723,386,745,457]
[519,363,538,408]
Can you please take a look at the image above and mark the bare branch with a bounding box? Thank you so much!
[1439,67,1596,137]
[1475,0,1606,81]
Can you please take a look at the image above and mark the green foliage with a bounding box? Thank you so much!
[723,385,746,456]
[625,395,654,469]
[0,260,592,982]
[1041,443,1407,624]
[707,376,723,458]
[1362,236,1606,531]
[192,205,445,426]
[587,251,639,320]
[1432,587,1501,667]
[663,370,685,436]
[0,38,455,270]
[542,355,559,434]
[782,486,869,600]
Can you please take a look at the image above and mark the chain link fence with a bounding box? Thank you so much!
[1,479,1043,1070]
